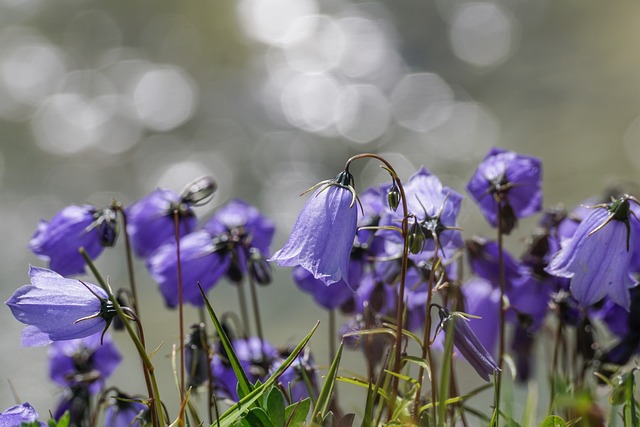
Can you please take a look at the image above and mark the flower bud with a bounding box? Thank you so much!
[249,248,272,285]
[387,183,400,211]
[94,208,119,247]
[407,221,426,254]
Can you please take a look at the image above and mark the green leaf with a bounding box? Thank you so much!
[48,411,69,427]
[538,415,567,427]
[265,386,286,427]
[284,398,311,426]
[199,284,253,400]
[244,407,273,427]
[361,383,374,427]
[313,342,343,424]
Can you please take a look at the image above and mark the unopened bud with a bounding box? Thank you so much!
[249,248,272,285]
[407,221,426,254]
[94,208,119,247]
[387,183,400,211]
[181,176,217,205]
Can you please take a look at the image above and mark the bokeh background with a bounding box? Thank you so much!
[1,0,640,419]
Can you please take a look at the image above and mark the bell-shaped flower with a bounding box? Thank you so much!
[437,305,500,382]
[466,147,542,234]
[546,196,638,310]
[0,403,42,427]
[104,393,148,427]
[6,266,116,346]
[49,333,121,394]
[126,188,198,258]
[29,205,118,275]
[270,170,358,285]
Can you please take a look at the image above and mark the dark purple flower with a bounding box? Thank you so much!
[466,237,525,288]
[0,403,41,427]
[53,384,91,426]
[6,266,116,347]
[126,188,197,258]
[49,333,121,394]
[104,393,148,427]
[211,337,279,401]
[29,205,118,275]
[546,196,638,310]
[270,170,358,286]
[293,266,355,310]
[466,147,542,234]
[147,230,230,308]
[437,305,499,382]
[272,348,318,403]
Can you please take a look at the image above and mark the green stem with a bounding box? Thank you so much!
[173,210,186,416]
[80,248,164,427]
[345,153,410,418]
[112,202,140,319]
[492,201,506,427]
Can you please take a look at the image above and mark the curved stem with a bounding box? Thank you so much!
[81,248,164,427]
[345,153,410,417]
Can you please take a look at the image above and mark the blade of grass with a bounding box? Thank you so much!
[314,342,344,424]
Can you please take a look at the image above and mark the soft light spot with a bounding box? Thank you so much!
[237,0,318,46]
[336,84,390,144]
[280,72,341,133]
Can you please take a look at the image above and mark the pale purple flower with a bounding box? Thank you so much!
[467,147,542,234]
[270,171,358,285]
[29,205,117,275]
[104,394,147,427]
[6,266,115,347]
[546,196,638,310]
[0,403,42,427]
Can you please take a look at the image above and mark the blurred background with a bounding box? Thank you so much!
[1,0,640,420]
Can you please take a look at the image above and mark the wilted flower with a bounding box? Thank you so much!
[467,147,542,234]
[546,196,638,310]
[29,205,118,275]
[270,170,358,286]
[0,403,42,427]
[49,333,121,394]
[104,393,148,427]
[6,266,116,347]
[437,305,500,382]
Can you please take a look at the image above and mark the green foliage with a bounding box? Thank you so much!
[313,342,343,425]
[47,412,70,427]
[538,415,567,427]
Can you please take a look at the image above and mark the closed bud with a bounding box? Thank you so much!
[180,176,217,205]
[387,183,400,211]
[249,248,272,285]
[407,221,426,254]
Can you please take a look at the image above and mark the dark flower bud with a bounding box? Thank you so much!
[407,220,426,254]
[94,208,119,247]
[185,323,210,388]
[498,201,517,235]
[576,317,596,362]
[180,176,217,205]
[248,248,272,285]
[387,182,400,211]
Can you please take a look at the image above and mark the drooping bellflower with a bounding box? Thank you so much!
[29,205,118,275]
[437,305,500,382]
[6,266,116,346]
[126,177,216,258]
[104,393,148,427]
[466,147,542,234]
[546,195,638,310]
[270,170,358,286]
[49,333,121,394]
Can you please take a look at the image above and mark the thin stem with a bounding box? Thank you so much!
[173,210,186,406]
[549,316,563,413]
[493,200,506,427]
[414,253,439,423]
[247,272,264,343]
[345,153,410,417]
[113,203,140,318]
[80,248,163,427]
[329,309,336,363]
[236,282,251,338]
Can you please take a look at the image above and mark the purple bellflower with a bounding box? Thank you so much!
[546,195,638,311]
[0,403,42,427]
[437,305,500,382]
[147,199,274,307]
[126,176,216,258]
[49,333,121,394]
[29,205,118,275]
[104,393,148,427]
[467,147,542,234]
[6,266,116,347]
[270,170,358,286]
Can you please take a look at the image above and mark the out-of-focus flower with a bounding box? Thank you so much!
[147,199,274,307]
[272,347,318,403]
[0,403,42,427]
[104,393,148,427]
[49,333,121,394]
[437,306,499,382]
[293,265,356,310]
[6,266,116,347]
[185,323,210,389]
[466,147,542,234]
[270,170,358,286]
[53,384,91,426]
[546,196,638,310]
[29,205,118,275]
[126,189,197,258]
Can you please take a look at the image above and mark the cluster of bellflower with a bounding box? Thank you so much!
[3,146,640,425]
